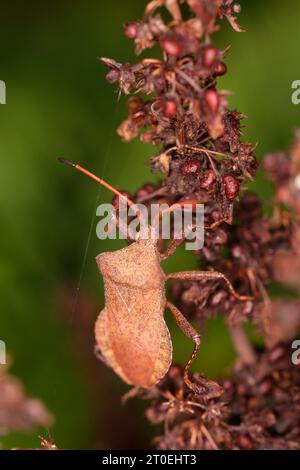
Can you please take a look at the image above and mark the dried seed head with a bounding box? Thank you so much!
[127,96,143,114]
[180,160,201,176]
[160,36,182,56]
[204,89,220,114]
[124,22,138,39]
[223,175,239,201]
[203,45,218,67]
[145,346,300,450]
[105,68,120,84]
[214,61,227,76]
[103,0,255,218]
[136,183,155,200]
[200,170,216,189]
[164,100,177,118]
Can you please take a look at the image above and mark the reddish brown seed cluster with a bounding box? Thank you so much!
[203,46,218,68]
[180,160,201,176]
[161,35,184,56]
[200,170,216,189]
[124,23,138,40]
[204,89,220,114]
[223,175,239,201]
[164,100,177,118]
[214,61,227,76]
[101,0,256,220]
[105,68,120,85]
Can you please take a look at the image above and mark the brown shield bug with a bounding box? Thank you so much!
[59,158,251,394]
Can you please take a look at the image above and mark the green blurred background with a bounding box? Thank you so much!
[0,0,299,449]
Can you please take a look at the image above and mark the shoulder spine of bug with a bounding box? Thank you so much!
[59,158,252,395]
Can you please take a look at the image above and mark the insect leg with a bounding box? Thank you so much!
[166,270,253,301]
[161,236,186,260]
[165,301,201,394]
[161,220,223,260]
[108,209,137,242]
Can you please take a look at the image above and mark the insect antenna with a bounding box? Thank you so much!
[58,158,149,239]
[58,158,136,208]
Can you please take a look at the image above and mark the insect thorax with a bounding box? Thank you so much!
[96,239,164,289]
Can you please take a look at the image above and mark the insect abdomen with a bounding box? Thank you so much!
[95,280,172,387]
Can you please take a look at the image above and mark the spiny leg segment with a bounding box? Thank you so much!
[166,301,201,394]
[166,270,253,301]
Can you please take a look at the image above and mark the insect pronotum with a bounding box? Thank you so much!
[59,158,251,394]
